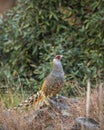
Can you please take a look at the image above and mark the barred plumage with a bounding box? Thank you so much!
[12,55,64,110]
[33,55,64,106]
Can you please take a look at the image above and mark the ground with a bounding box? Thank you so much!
[0,88,104,130]
[0,96,86,130]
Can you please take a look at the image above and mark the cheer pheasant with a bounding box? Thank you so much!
[15,55,64,110]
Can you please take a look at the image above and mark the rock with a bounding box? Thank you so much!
[61,110,70,117]
[72,117,100,130]
[0,124,7,130]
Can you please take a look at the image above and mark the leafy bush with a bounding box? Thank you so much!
[0,0,104,95]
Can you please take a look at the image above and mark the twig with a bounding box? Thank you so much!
[86,79,91,117]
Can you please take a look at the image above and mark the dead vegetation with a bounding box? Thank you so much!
[0,83,104,130]
[0,97,83,130]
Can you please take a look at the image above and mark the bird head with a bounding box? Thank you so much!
[53,55,63,64]
[54,55,63,60]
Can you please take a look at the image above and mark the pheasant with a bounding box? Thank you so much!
[12,55,64,110]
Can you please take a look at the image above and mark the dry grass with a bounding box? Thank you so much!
[0,88,26,108]
[0,83,104,130]
[0,97,80,130]
[88,83,104,129]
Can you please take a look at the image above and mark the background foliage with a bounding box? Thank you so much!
[0,0,104,95]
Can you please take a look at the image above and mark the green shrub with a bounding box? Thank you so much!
[0,0,103,95]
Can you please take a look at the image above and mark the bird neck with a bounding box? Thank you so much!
[52,61,64,73]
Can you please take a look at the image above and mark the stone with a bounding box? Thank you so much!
[72,117,100,130]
